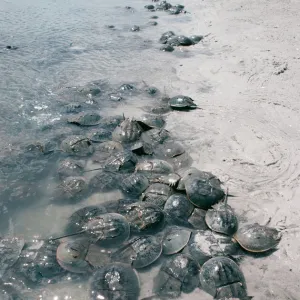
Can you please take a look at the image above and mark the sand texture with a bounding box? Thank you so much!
[151,0,300,298]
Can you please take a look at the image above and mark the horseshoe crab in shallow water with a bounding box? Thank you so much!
[0,237,25,277]
[121,173,149,196]
[67,112,101,126]
[57,159,84,179]
[164,194,194,225]
[156,1,172,11]
[205,192,238,236]
[184,170,225,209]
[123,202,165,233]
[82,213,131,248]
[111,235,162,269]
[119,83,135,92]
[186,230,240,265]
[168,95,198,110]
[112,118,143,143]
[61,135,94,156]
[135,159,174,177]
[56,176,88,200]
[233,223,281,253]
[141,183,173,208]
[159,31,176,44]
[154,253,200,298]
[56,239,92,274]
[65,205,107,234]
[199,257,248,299]
[89,263,140,300]
[104,150,138,172]
[88,128,111,142]
[162,226,191,255]
[98,115,124,130]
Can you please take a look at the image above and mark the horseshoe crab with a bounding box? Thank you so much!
[104,150,138,172]
[56,176,88,200]
[0,237,25,277]
[65,205,107,234]
[184,170,225,209]
[98,115,124,130]
[176,167,203,191]
[160,44,174,52]
[199,257,248,299]
[233,223,281,253]
[131,25,140,32]
[145,4,155,10]
[89,263,140,300]
[121,173,149,196]
[131,140,153,155]
[151,173,181,187]
[80,213,130,248]
[164,194,194,225]
[67,112,101,126]
[186,230,240,265]
[168,95,197,110]
[57,159,84,179]
[64,102,82,113]
[142,104,171,115]
[56,239,92,273]
[141,183,173,208]
[155,140,185,158]
[88,128,111,142]
[93,140,123,161]
[89,170,119,192]
[205,194,238,236]
[168,5,185,14]
[190,35,203,44]
[188,208,208,230]
[61,135,94,156]
[33,240,66,279]
[153,253,200,298]
[112,118,143,143]
[141,128,170,145]
[135,159,174,177]
[138,114,166,129]
[119,83,135,91]
[162,226,191,255]
[156,1,172,11]
[159,31,176,44]
[111,235,162,269]
[123,202,165,233]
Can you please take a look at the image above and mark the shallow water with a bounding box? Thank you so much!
[0,0,207,299]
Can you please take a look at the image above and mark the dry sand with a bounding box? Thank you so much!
[148,0,300,298]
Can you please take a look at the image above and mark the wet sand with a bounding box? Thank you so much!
[152,0,300,298]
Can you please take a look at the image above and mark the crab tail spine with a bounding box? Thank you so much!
[49,230,86,241]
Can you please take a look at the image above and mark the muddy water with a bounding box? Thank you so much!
[0,0,208,299]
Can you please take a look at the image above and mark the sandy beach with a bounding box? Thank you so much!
[150,0,300,298]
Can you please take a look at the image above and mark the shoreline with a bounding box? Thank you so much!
[158,0,300,298]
